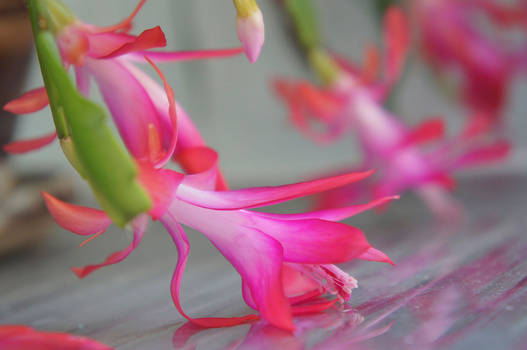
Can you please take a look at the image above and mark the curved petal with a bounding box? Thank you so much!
[250,216,371,264]
[160,212,259,328]
[91,0,146,34]
[129,47,244,62]
[3,133,57,154]
[98,26,167,59]
[256,196,398,222]
[42,192,111,236]
[144,57,178,169]
[71,215,148,278]
[176,170,374,210]
[84,58,161,159]
[0,325,112,350]
[208,226,294,331]
[384,6,410,86]
[358,247,394,265]
[137,163,183,220]
[3,87,49,114]
[177,147,228,191]
[403,118,445,146]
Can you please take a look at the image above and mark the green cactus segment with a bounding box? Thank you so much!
[284,0,320,50]
[284,0,342,86]
[28,0,152,227]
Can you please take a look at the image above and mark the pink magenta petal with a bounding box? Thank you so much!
[3,87,49,114]
[91,0,146,34]
[71,215,148,278]
[42,192,111,236]
[74,67,91,97]
[358,247,395,265]
[144,57,178,169]
[99,26,167,59]
[453,140,511,169]
[160,212,260,328]
[384,6,410,84]
[137,162,183,220]
[256,196,399,222]
[403,118,445,146]
[250,216,371,264]
[130,47,244,62]
[3,132,57,154]
[0,325,112,350]
[176,146,229,191]
[85,58,162,160]
[176,170,374,210]
[291,299,338,315]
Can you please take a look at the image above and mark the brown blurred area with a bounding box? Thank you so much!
[0,0,33,158]
[0,0,72,256]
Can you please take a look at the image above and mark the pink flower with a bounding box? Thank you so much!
[0,325,112,350]
[274,7,510,216]
[412,0,527,123]
[233,0,265,63]
[42,162,394,331]
[3,0,242,190]
[7,0,394,332]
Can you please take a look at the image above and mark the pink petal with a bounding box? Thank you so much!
[453,140,511,169]
[74,67,91,97]
[91,0,146,34]
[84,58,161,160]
[384,6,410,84]
[0,325,112,350]
[256,196,398,221]
[3,87,49,114]
[273,79,343,144]
[176,170,374,210]
[236,8,265,63]
[144,57,178,169]
[98,26,167,59]
[403,118,445,146]
[137,163,183,220]
[131,47,244,62]
[209,227,294,331]
[3,133,57,154]
[160,212,260,328]
[291,299,338,315]
[358,247,395,265]
[250,216,372,264]
[176,146,229,191]
[42,192,111,236]
[71,215,148,278]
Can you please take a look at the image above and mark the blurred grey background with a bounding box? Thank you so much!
[10,0,527,187]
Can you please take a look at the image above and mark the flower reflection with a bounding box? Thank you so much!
[172,307,392,350]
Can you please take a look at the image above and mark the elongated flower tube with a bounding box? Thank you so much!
[233,0,265,63]
[0,326,112,350]
[275,6,510,217]
[411,0,527,124]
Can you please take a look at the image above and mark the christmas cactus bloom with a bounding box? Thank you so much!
[6,0,395,332]
[233,0,265,63]
[43,160,395,331]
[275,7,510,216]
[4,0,242,190]
[0,326,112,350]
[412,0,527,123]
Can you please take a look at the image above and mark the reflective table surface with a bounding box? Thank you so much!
[1,174,526,349]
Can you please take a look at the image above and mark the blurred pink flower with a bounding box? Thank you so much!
[274,7,510,217]
[412,0,527,123]
[0,326,112,350]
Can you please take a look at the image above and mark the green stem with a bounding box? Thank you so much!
[27,0,152,226]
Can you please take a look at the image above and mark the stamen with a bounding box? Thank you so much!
[79,230,105,248]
